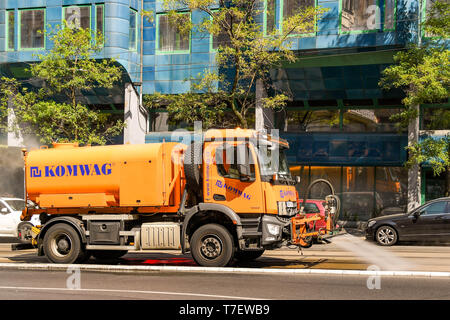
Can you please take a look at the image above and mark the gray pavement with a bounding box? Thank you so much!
[0,269,449,300]
[2,237,450,272]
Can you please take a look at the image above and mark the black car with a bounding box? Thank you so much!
[366,197,450,246]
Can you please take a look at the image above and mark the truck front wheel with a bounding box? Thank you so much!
[190,224,235,267]
[43,223,84,264]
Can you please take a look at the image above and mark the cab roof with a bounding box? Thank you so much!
[204,128,289,148]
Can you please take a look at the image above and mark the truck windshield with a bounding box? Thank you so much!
[256,145,293,183]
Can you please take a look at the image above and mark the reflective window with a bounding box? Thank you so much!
[384,0,396,30]
[343,109,403,132]
[129,9,138,51]
[424,0,450,37]
[212,12,231,50]
[96,4,104,36]
[20,9,45,49]
[283,0,316,34]
[285,110,340,132]
[266,0,276,34]
[7,10,14,50]
[64,6,91,29]
[421,107,450,130]
[157,13,190,53]
[341,0,379,32]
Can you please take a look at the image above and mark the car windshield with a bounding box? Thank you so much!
[5,200,25,211]
[256,144,292,180]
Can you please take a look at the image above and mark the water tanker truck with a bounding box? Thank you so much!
[19,128,339,267]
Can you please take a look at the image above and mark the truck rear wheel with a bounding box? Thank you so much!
[91,250,128,260]
[190,224,234,267]
[43,223,84,264]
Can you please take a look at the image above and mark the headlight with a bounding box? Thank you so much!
[367,220,377,228]
[267,224,281,236]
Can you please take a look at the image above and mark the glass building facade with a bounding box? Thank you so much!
[1,0,449,221]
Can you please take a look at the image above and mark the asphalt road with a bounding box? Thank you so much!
[0,269,449,300]
[2,237,450,272]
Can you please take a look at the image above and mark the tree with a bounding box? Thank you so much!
[144,0,327,128]
[379,0,450,196]
[0,22,124,145]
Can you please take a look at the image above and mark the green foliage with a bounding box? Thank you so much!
[406,135,450,177]
[144,0,328,128]
[0,22,124,145]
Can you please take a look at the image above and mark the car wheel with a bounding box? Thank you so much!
[375,226,398,246]
[190,224,234,267]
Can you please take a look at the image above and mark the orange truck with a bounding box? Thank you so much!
[19,129,337,267]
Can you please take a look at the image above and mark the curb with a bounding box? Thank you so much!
[0,263,449,278]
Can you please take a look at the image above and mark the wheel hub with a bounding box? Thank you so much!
[378,228,395,244]
[200,236,222,259]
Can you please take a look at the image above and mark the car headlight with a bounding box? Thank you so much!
[367,220,377,228]
[267,224,281,236]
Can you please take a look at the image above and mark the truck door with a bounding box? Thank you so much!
[204,142,264,214]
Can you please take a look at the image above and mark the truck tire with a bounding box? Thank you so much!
[184,142,202,192]
[91,250,128,260]
[43,223,84,264]
[234,249,265,262]
[190,224,234,267]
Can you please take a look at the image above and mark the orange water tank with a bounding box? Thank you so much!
[25,142,182,209]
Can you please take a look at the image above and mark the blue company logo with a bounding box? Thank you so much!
[215,180,251,200]
[30,163,112,178]
[280,190,295,199]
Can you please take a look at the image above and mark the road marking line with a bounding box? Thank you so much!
[0,263,449,277]
[0,285,264,300]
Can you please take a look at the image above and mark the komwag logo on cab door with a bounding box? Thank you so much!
[280,190,295,199]
[30,163,112,178]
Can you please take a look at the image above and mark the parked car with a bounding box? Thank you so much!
[366,197,450,246]
[0,197,40,241]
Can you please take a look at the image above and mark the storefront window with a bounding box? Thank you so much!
[341,166,375,220]
[20,9,45,49]
[343,109,403,132]
[64,6,90,29]
[285,110,340,132]
[157,13,190,53]
[375,167,407,215]
[341,0,379,32]
[421,107,450,130]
